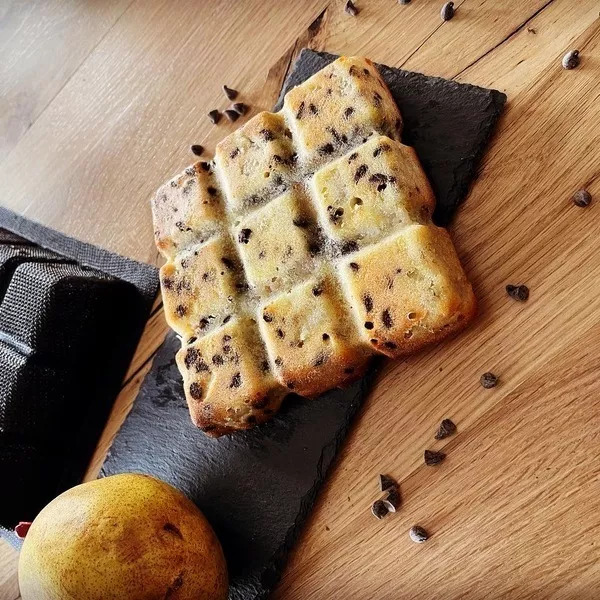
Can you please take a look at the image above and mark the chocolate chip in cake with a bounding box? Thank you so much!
[341,240,359,254]
[562,50,580,70]
[345,0,359,16]
[238,228,252,244]
[572,189,592,207]
[184,348,200,369]
[364,321,374,330]
[312,285,323,296]
[363,294,374,312]
[196,359,210,372]
[349,262,359,271]
[371,499,388,520]
[230,372,242,388]
[424,449,446,466]
[199,161,211,171]
[309,103,318,115]
[382,309,393,328]
[318,142,335,155]
[222,315,231,324]
[296,101,305,119]
[224,109,240,122]
[222,85,238,100]
[440,1,455,21]
[263,312,273,322]
[480,372,498,389]
[322,333,330,341]
[348,151,358,161]
[229,147,240,159]
[232,102,249,115]
[212,354,224,366]
[162,277,174,290]
[344,107,355,120]
[260,128,275,141]
[313,353,326,367]
[276,328,285,339]
[506,284,529,302]
[274,357,283,367]
[373,91,382,107]
[384,341,397,350]
[354,164,368,183]
[207,186,218,196]
[189,382,203,400]
[190,144,204,156]
[434,418,457,440]
[208,110,221,125]
[199,317,209,330]
[175,304,187,317]
[184,167,195,176]
[409,525,428,543]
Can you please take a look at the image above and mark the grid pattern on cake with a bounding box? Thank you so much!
[152,56,476,436]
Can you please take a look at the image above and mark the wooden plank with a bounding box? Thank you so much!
[0,540,18,600]
[273,5,600,597]
[0,0,329,265]
[0,0,133,163]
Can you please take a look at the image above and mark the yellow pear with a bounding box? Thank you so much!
[19,473,228,600]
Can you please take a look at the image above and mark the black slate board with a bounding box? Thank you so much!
[0,209,159,545]
[101,49,506,600]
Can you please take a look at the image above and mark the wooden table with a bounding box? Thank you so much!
[1,0,599,598]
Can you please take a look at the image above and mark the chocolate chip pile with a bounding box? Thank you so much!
[152,56,476,436]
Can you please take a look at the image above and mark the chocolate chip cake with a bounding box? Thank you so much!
[152,56,476,436]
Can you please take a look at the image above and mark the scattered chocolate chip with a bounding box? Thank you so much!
[313,353,326,367]
[223,315,231,324]
[440,1,455,21]
[223,85,238,100]
[263,313,273,323]
[364,321,374,330]
[189,382,203,400]
[223,334,232,342]
[184,348,200,369]
[371,499,388,520]
[190,144,204,156]
[170,180,178,188]
[345,0,359,16]
[344,107,355,119]
[309,103,318,115]
[373,143,390,157]
[327,126,342,143]
[212,354,224,366]
[175,304,187,317]
[199,161,211,171]
[230,372,242,388]
[199,317,209,330]
[506,284,529,302]
[379,474,397,492]
[232,102,249,116]
[572,189,592,207]
[435,418,457,440]
[195,359,210,372]
[224,109,240,122]
[348,151,359,161]
[409,525,428,543]
[480,372,498,389]
[354,164,368,183]
[208,109,221,124]
[562,50,580,70]
[322,333,330,341]
[162,277,174,290]
[238,228,252,244]
[363,294,374,312]
[187,336,197,344]
[229,147,240,159]
[373,91,382,107]
[349,262,359,271]
[312,286,323,296]
[383,488,401,512]
[296,101,305,119]
[384,341,398,350]
[184,167,195,176]
[382,309,393,328]
[377,182,387,192]
[424,449,446,466]
[206,186,217,196]
[274,357,283,367]
[276,328,285,339]
[319,142,335,155]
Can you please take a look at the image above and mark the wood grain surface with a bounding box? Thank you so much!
[1,1,599,598]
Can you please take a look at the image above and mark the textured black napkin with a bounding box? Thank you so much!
[0,208,159,543]
[102,49,505,600]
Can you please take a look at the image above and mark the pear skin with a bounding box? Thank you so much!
[19,473,228,600]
